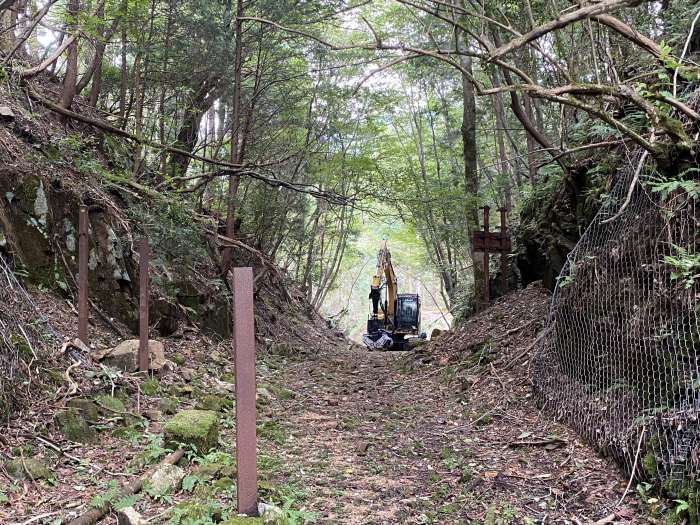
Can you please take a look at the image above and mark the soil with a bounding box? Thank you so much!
[0,284,652,525]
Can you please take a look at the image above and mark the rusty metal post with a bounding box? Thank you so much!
[232,267,258,516]
[482,206,490,307]
[78,206,89,344]
[499,207,508,296]
[138,237,150,372]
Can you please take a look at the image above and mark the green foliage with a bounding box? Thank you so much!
[143,433,168,464]
[649,169,700,201]
[663,245,700,289]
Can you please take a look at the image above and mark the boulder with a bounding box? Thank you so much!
[148,463,185,497]
[54,407,96,443]
[4,458,52,480]
[164,410,219,452]
[99,339,166,372]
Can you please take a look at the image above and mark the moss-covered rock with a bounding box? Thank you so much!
[171,501,222,523]
[4,458,52,480]
[196,394,232,412]
[54,407,96,443]
[95,394,127,415]
[67,398,99,422]
[164,410,219,452]
[213,476,234,490]
[159,397,179,415]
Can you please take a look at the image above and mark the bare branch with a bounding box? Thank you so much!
[489,0,647,61]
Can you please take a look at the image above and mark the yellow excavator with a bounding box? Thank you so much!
[363,241,422,351]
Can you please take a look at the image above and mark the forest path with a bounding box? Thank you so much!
[267,344,644,524]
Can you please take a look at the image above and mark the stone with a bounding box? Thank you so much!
[196,394,232,412]
[259,503,287,525]
[213,476,234,490]
[180,367,195,382]
[148,463,185,497]
[430,328,445,340]
[268,342,295,356]
[159,397,179,415]
[67,398,99,422]
[145,410,162,421]
[54,407,96,443]
[164,410,219,452]
[256,387,274,403]
[100,339,166,372]
[4,458,52,480]
[117,507,148,525]
[0,106,15,120]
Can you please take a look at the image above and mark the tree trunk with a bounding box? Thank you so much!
[222,0,244,274]
[60,0,80,110]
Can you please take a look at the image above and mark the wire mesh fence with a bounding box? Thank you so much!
[0,253,61,416]
[533,149,700,494]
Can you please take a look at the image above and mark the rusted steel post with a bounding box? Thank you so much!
[138,237,150,372]
[232,267,258,516]
[482,206,490,307]
[499,207,508,296]
[78,206,89,344]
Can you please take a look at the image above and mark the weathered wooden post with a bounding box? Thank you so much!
[78,206,89,344]
[138,237,150,372]
[482,205,491,306]
[232,267,258,516]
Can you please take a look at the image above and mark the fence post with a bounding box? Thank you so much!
[499,207,508,295]
[231,267,258,516]
[482,206,490,307]
[138,237,150,372]
[78,206,89,344]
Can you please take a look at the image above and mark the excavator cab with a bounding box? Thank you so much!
[395,294,420,331]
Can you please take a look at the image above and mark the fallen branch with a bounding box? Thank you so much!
[508,437,567,448]
[503,326,553,370]
[63,448,184,525]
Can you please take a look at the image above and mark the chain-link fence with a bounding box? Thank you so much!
[533,148,700,494]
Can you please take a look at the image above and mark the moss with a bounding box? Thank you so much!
[67,398,99,422]
[4,458,52,480]
[172,501,222,523]
[474,412,493,427]
[95,394,126,415]
[159,397,179,415]
[172,353,187,366]
[221,518,263,525]
[141,378,160,396]
[642,451,658,477]
[164,410,219,452]
[213,476,234,490]
[221,373,235,384]
[196,394,232,412]
[54,408,96,443]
